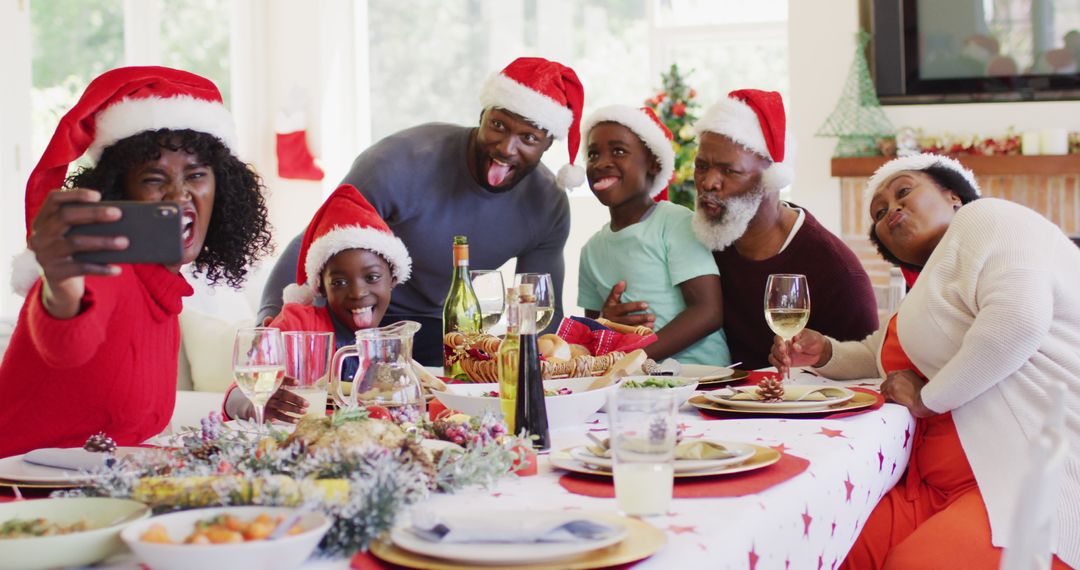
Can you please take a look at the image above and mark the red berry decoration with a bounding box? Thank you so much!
[366,405,392,420]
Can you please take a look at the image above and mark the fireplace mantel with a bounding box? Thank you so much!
[832,154,1080,177]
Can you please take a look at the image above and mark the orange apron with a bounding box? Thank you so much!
[842,316,1072,569]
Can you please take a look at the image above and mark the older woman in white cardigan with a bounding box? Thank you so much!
[771,154,1080,569]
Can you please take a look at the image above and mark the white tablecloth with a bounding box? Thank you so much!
[416,373,915,569]
[95,372,915,570]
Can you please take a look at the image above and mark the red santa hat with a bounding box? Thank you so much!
[478,57,586,189]
[12,66,237,297]
[865,153,981,202]
[282,184,411,306]
[693,89,795,190]
[581,105,675,199]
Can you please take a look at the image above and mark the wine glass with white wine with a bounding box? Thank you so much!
[764,274,810,382]
[514,272,555,332]
[469,270,506,333]
[232,327,286,434]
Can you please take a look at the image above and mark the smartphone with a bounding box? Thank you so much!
[62,201,184,265]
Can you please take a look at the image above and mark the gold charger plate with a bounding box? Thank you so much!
[369,512,666,570]
[689,390,879,416]
[549,444,780,478]
[696,369,749,387]
[0,479,80,490]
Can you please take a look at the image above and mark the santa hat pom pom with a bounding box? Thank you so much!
[11,249,41,297]
[761,161,794,190]
[556,163,586,190]
[282,283,317,306]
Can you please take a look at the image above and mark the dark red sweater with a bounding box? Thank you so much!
[714,208,879,370]
[0,265,192,458]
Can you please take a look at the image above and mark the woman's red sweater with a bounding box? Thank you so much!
[0,265,192,458]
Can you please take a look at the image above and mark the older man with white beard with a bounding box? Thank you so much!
[601,89,878,369]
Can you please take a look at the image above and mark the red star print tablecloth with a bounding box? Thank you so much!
[385,372,914,570]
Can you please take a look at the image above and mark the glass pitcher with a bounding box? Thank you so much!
[331,320,425,423]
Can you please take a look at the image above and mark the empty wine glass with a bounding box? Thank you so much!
[764,274,811,382]
[232,327,286,434]
[469,270,506,333]
[513,273,555,332]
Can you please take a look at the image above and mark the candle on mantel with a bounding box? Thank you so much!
[1040,128,1069,155]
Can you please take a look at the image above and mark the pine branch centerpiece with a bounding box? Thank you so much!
[56,409,525,558]
[645,64,701,209]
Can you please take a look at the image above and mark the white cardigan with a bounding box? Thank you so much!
[816,199,1080,566]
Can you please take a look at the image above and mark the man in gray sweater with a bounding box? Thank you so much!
[259,57,585,365]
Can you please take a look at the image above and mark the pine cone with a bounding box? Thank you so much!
[189,443,219,462]
[83,432,117,453]
[756,377,785,403]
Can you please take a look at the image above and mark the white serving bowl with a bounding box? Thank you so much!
[431,376,618,429]
[121,505,332,570]
[0,497,150,570]
[618,375,700,407]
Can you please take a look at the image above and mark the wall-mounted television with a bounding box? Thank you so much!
[872,0,1080,104]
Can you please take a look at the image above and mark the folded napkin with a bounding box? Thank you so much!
[586,439,737,460]
[725,386,849,402]
[22,448,114,471]
[410,512,620,544]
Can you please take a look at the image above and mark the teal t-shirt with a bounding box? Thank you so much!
[577,201,731,365]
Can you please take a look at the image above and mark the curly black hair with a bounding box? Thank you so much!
[66,129,273,288]
[868,164,981,270]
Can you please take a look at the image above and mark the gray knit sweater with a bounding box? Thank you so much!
[258,123,571,365]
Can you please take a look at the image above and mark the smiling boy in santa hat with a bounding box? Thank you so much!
[224,184,411,422]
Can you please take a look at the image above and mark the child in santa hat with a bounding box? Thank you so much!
[577,105,730,365]
[224,184,411,422]
[0,66,273,458]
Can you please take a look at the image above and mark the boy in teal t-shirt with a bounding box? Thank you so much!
[577,105,730,365]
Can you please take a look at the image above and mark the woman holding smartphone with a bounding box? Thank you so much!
[0,67,273,458]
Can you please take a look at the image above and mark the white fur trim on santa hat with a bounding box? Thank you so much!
[479,73,572,140]
[556,163,586,189]
[865,154,981,202]
[88,95,237,162]
[282,283,317,305]
[693,96,795,190]
[581,106,676,198]
[299,226,412,302]
[10,249,40,297]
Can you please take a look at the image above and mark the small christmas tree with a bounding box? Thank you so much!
[816,31,896,157]
[645,64,701,209]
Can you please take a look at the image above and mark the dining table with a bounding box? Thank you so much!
[3,371,915,569]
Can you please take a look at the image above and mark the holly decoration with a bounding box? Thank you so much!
[83,432,117,453]
[645,64,701,209]
[756,376,785,403]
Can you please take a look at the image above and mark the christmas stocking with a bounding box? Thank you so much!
[275,108,324,181]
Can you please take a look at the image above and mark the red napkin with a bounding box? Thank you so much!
[556,317,656,356]
[559,453,809,499]
[695,387,884,420]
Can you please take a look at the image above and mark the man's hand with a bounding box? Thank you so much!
[768,329,831,376]
[599,280,655,329]
[263,377,310,424]
[880,369,935,418]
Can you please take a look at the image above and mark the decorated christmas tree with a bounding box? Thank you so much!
[645,64,701,209]
[816,31,896,157]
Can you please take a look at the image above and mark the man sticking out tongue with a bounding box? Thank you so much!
[224,184,412,423]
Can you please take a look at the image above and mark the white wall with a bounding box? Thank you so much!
[787,0,1080,234]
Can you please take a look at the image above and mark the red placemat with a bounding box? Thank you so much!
[695,387,884,420]
[352,551,641,569]
[558,453,808,499]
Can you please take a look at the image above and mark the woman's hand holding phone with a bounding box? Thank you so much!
[28,189,127,319]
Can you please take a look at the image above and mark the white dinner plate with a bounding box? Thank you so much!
[704,385,855,411]
[0,447,147,484]
[389,511,628,566]
[568,440,755,473]
[679,364,735,382]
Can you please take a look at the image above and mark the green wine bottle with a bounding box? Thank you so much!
[442,235,482,380]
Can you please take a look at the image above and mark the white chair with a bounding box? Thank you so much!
[874,267,907,317]
[999,380,1069,570]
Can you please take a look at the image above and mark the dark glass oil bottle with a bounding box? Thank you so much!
[514,291,550,451]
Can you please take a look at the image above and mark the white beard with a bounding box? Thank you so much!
[691,186,766,251]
